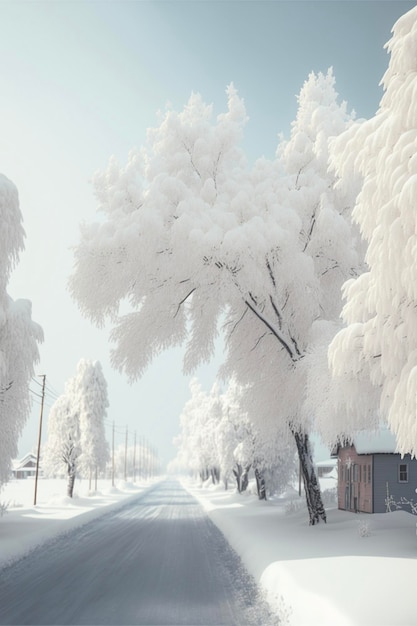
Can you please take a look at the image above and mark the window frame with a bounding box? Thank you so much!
[399,463,408,483]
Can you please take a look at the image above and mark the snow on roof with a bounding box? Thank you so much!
[315,458,337,467]
[12,452,37,470]
[353,429,398,454]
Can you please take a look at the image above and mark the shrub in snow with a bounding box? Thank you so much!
[357,519,372,538]
[284,498,306,515]
[0,501,9,517]
[321,487,337,507]
[398,497,417,516]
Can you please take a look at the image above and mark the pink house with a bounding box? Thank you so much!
[333,429,417,514]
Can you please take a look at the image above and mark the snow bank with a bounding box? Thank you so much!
[183,479,417,626]
[0,477,160,568]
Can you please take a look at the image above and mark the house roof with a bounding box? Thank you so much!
[352,429,398,455]
[12,452,37,470]
[316,458,337,468]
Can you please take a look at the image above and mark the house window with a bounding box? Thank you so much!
[368,465,371,483]
[399,463,408,483]
[353,464,358,482]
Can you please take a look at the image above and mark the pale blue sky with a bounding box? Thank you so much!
[1,1,414,468]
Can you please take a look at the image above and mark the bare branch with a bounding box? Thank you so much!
[227,308,248,338]
[174,288,196,317]
[212,150,222,191]
[251,332,268,352]
[321,264,339,276]
[266,257,276,288]
[244,298,297,362]
[302,202,319,252]
[269,295,283,329]
[182,141,201,179]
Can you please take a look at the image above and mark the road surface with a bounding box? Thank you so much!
[0,479,277,625]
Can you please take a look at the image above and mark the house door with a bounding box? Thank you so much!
[345,485,349,510]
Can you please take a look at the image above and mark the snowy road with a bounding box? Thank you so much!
[0,479,276,625]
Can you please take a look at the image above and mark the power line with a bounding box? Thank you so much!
[29,388,44,399]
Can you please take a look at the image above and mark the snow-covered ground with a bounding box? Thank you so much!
[183,475,417,626]
[0,476,159,568]
[1,474,416,625]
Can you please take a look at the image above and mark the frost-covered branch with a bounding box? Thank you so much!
[174,288,196,318]
[302,203,319,252]
[244,298,297,362]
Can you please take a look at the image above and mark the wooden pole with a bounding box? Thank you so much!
[133,431,137,483]
[34,375,46,506]
[112,421,115,487]
[124,426,128,481]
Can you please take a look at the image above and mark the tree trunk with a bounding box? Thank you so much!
[240,465,250,493]
[210,467,220,485]
[255,468,267,500]
[233,463,251,493]
[232,465,240,491]
[67,462,76,498]
[292,429,326,525]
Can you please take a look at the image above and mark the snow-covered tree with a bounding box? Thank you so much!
[112,440,158,481]
[174,378,221,483]
[217,69,361,518]
[77,359,109,485]
[43,358,109,496]
[175,377,297,499]
[0,174,43,488]
[328,6,417,456]
[70,76,360,523]
[214,380,251,491]
[43,378,81,497]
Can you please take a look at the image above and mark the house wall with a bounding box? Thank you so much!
[373,454,417,513]
[338,446,373,513]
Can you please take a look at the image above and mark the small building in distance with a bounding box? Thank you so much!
[315,458,337,478]
[12,452,38,479]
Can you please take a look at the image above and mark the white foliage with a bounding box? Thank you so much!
[43,384,81,477]
[112,442,157,478]
[329,6,417,456]
[0,174,25,288]
[76,359,109,476]
[174,378,222,475]
[43,359,109,477]
[174,376,296,494]
[0,175,43,487]
[70,72,361,477]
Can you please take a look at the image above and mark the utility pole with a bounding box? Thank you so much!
[133,431,137,483]
[112,421,115,487]
[34,375,46,506]
[139,435,143,480]
[124,426,128,481]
